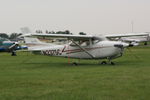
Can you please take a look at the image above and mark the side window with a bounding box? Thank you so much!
[70,41,79,46]
[70,40,90,46]
[93,40,100,44]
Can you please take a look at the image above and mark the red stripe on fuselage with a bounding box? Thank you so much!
[62,46,112,54]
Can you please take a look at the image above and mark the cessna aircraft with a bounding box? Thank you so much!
[21,32,148,65]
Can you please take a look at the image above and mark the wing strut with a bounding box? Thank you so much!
[70,39,95,59]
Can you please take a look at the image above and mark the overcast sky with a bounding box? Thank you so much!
[0,0,150,34]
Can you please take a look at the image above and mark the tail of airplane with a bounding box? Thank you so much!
[24,37,54,50]
[19,27,33,37]
[20,27,54,51]
[24,37,43,44]
[20,27,42,50]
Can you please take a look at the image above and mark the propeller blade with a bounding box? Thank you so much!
[8,42,19,50]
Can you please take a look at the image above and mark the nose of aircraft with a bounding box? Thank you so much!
[122,42,129,47]
[114,42,129,48]
[14,42,19,45]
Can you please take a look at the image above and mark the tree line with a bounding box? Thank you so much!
[36,30,87,35]
[0,33,22,40]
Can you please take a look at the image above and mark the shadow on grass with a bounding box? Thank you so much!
[21,60,125,70]
[19,53,147,70]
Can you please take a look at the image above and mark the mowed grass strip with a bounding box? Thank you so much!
[0,46,150,100]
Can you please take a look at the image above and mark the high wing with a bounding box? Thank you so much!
[30,34,95,40]
[26,32,149,39]
[20,27,95,40]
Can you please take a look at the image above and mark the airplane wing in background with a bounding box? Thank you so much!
[104,33,149,38]
[104,33,150,45]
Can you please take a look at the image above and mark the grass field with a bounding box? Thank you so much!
[0,46,150,100]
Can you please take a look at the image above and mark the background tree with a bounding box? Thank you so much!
[55,30,72,34]
[64,30,72,34]
[9,33,22,40]
[0,33,9,39]
[79,32,86,35]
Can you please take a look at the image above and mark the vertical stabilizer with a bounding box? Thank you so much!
[24,37,43,44]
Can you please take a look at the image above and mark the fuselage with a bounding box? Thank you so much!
[31,40,125,59]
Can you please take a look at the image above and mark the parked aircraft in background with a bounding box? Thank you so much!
[105,33,150,46]
[119,36,149,45]
[0,37,27,56]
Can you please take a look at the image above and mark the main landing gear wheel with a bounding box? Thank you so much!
[72,62,78,66]
[100,61,115,65]
[101,61,107,65]
[110,62,115,65]
[108,58,115,65]
[144,42,148,45]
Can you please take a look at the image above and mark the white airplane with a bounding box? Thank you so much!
[21,32,148,65]
[119,36,148,45]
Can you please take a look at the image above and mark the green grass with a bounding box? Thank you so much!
[0,46,150,100]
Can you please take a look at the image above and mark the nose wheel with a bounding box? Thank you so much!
[100,61,107,65]
[100,59,115,65]
[110,61,115,65]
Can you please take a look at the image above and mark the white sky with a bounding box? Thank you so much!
[0,0,150,34]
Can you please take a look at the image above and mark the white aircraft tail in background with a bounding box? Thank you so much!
[24,37,54,51]
[20,27,53,50]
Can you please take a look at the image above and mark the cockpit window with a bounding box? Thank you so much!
[70,40,90,46]
[92,40,100,44]
[70,37,107,46]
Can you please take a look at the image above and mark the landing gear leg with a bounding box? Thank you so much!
[108,59,115,65]
[11,51,17,56]
[144,42,148,45]
[110,62,115,65]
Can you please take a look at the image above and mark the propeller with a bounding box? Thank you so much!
[8,42,19,56]
[9,42,19,50]
[114,42,140,60]
[114,42,129,48]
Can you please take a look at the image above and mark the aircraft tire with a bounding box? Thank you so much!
[72,62,78,66]
[101,61,107,65]
[110,62,115,65]
[11,51,17,56]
